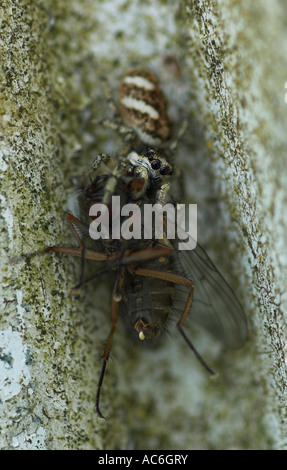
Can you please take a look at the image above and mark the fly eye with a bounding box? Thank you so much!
[151,160,160,170]
[160,166,170,175]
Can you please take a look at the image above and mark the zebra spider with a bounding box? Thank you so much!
[89,66,177,205]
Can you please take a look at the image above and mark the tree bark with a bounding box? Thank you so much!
[1,0,287,450]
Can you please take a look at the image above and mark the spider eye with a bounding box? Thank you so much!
[151,160,160,170]
[160,166,170,175]
[145,150,154,161]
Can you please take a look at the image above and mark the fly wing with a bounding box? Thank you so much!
[172,239,248,349]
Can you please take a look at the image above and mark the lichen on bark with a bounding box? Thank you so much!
[1,0,287,450]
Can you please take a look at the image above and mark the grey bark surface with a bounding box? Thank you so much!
[1,0,287,450]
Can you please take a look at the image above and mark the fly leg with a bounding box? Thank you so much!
[65,213,88,286]
[41,213,109,286]
[128,266,216,376]
[95,298,119,420]
[13,214,107,265]
[95,271,124,420]
[47,213,92,287]
[72,246,174,289]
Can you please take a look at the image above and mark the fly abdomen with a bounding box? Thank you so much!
[123,272,173,340]
[118,67,172,146]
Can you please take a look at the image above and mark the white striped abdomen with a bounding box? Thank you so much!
[118,67,172,146]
